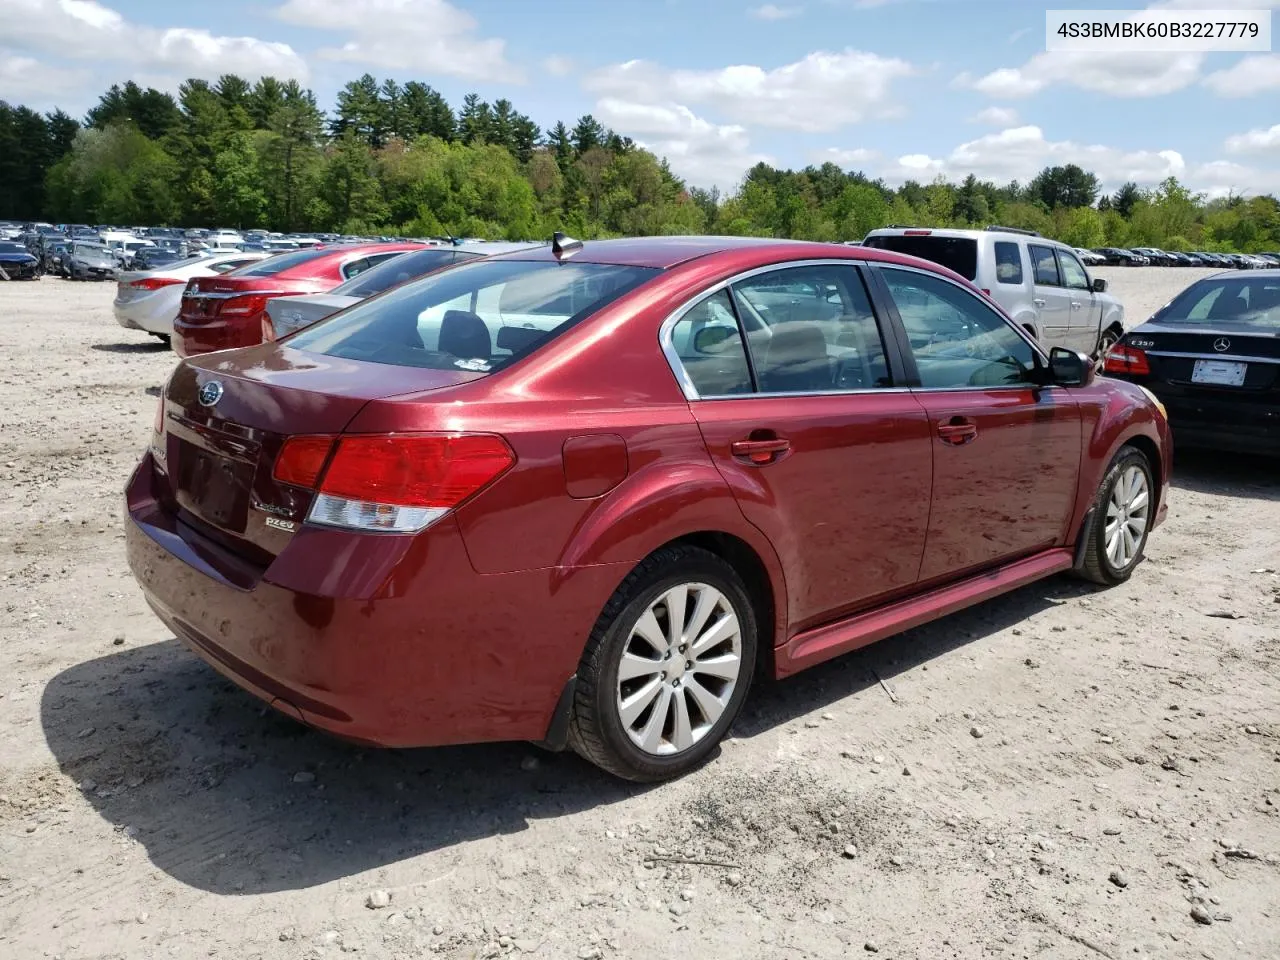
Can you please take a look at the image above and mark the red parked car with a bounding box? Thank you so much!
[126,235,1171,781]
[173,242,428,358]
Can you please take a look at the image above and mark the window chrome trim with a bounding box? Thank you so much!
[1147,349,1279,366]
[658,257,885,401]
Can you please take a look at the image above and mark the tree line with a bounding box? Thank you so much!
[1,74,1277,253]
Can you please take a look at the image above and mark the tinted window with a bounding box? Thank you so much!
[331,249,467,298]
[287,259,658,372]
[211,258,259,274]
[863,234,978,280]
[1165,278,1280,327]
[882,267,1036,388]
[1057,250,1091,290]
[993,241,1023,284]
[732,264,891,393]
[1029,245,1060,286]
[230,248,330,277]
[669,291,753,396]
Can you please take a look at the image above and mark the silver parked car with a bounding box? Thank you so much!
[862,226,1126,358]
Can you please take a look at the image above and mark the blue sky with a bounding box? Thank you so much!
[1,0,1277,196]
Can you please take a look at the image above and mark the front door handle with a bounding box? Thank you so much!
[1070,301,1083,310]
[731,437,791,464]
[936,418,978,446]
[1033,298,1047,307]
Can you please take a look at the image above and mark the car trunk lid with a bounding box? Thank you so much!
[266,294,359,339]
[155,345,485,566]
[1128,322,1280,395]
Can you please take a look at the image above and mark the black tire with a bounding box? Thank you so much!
[1079,446,1154,586]
[568,545,758,782]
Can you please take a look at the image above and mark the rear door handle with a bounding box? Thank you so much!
[1033,298,1047,307]
[936,418,978,446]
[731,438,791,464]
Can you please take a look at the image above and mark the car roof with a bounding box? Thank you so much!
[484,235,974,271]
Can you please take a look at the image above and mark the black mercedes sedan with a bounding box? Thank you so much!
[1104,270,1279,454]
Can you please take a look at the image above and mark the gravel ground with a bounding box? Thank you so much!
[1,268,1278,960]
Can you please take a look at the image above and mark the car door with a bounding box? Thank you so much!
[871,264,1083,584]
[1055,247,1101,353]
[1027,243,1072,349]
[671,263,934,632]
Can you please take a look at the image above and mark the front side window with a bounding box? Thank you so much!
[1056,250,1091,290]
[732,264,891,393]
[1029,244,1060,286]
[881,267,1037,389]
[287,259,658,373]
[993,241,1023,285]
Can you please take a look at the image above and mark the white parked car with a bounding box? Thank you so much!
[862,226,1126,358]
[113,251,270,342]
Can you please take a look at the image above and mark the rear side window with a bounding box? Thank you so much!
[1056,250,1091,290]
[286,259,659,372]
[230,248,330,277]
[669,291,753,395]
[331,249,469,298]
[863,234,978,281]
[1028,245,1060,286]
[993,242,1023,284]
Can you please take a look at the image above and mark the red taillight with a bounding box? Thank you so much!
[319,435,514,508]
[903,229,932,236]
[220,293,272,316]
[131,277,184,290]
[273,435,336,488]
[1103,343,1151,376]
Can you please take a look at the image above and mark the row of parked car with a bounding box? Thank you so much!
[1084,247,1279,269]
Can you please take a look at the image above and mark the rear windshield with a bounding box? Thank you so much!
[286,259,659,373]
[230,247,330,277]
[863,234,978,280]
[331,248,474,298]
[1160,277,1280,328]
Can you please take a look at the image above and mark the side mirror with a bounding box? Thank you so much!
[1048,346,1093,387]
[693,325,736,353]
[1092,277,1107,293]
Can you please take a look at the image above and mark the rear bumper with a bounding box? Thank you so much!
[114,296,177,336]
[124,454,624,747]
[1150,388,1279,456]
[174,312,260,357]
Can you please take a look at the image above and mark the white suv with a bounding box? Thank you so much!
[861,226,1125,358]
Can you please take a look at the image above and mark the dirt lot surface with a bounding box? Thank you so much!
[2,267,1278,960]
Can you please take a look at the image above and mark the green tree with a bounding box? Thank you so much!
[1028,163,1099,209]
[85,81,181,140]
[212,132,266,228]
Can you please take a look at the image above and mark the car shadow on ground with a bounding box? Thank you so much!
[1170,449,1278,502]
[90,341,170,354]
[41,573,1080,896]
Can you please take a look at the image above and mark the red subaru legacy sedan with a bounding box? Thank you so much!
[173,242,428,358]
[126,235,1171,781]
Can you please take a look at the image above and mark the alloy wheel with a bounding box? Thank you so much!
[1104,464,1150,569]
[614,582,743,757]
[1095,330,1119,374]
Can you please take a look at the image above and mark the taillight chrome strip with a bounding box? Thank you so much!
[1146,350,1279,365]
[185,289,288,300]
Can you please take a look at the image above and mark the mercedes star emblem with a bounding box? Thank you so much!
[198,380,224,407]
[1213,337,1231,353]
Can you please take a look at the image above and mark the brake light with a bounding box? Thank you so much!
[131,277,184,290]
[903,229,932,236]
[220,293,273,316]
[1103,343,1150,376]
[273,435,335,488]
[274,434,514,533]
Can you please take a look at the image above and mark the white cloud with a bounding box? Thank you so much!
[0,53,90,107]
[2,0,309,82]
[966,50,1202,98]
[274,0,517,82]
[1203,55,1280,96]
[970,105,1018,125]
[865,124,1279,197]
[542,55,573,77]
[749,4,802,19]
[812,147,880,167]
[594,97,773,189]
[586,49,917,133]
[1225,123,1280,154]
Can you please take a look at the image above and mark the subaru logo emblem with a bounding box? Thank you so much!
[198,381,224,407]
[1213,337,1231,352]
